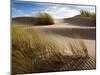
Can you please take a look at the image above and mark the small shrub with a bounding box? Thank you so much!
[35,12,55,25]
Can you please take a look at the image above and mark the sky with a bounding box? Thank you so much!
[17,0,96,5]
[12,0,96,19]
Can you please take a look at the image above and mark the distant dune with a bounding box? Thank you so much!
[12,17,37,25]
[12,15,96,27]
[64,15,96,27]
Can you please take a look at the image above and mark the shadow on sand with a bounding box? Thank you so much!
[38,27,96,40]
[63,16,96,27]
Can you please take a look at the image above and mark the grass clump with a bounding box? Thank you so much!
[80,10,96,20]
[35,12,55,25]
[12,26,90,74]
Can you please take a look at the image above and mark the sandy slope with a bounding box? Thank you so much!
[12,16,96,58]
[12,16,96,73]
[27,23,96,58]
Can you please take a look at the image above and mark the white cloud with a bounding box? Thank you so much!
[44,6,80,19]
[12,7,34,17]
[74,6,96,13]
[12,8,23,13]
[12,7,28,17]
[43,4,95,19]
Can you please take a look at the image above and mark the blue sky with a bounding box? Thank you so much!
[16,0,96,5]
[12,0,96,19]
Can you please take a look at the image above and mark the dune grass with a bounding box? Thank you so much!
[80,10,96,19]
[12,26,90,74]
[35,12,55,25]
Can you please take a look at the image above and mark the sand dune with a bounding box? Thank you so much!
[27,26,95,57]
[12,15,96,74]
[12,15,96,27]
[64,15,96,27]
[12,17,37,25]
[12,16,96,61]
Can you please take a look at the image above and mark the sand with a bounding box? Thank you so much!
[13,16,96,58]
[28,22,96,58]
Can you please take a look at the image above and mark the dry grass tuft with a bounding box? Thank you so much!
[12,26,91,74]
[80,10,96,20]
[35,12,55,25]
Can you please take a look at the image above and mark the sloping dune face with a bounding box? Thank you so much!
[64,15,96,27]
[12,17,37,25]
